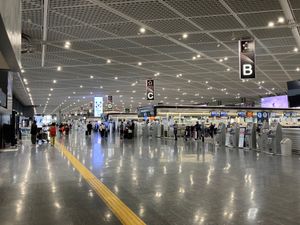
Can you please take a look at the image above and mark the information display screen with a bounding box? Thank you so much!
[261,95,288,108]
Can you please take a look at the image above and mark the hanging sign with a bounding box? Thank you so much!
[239,40,255,79]
[146,79,154,100]
[107,95,113,109]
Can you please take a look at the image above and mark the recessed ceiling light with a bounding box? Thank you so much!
[73,92,76,94]
[80,85,83,88]
[23,78,27,82]
[116,90,120,93]
[68,96,70,99]
[90,92,93,95]
[100,86,103,89]
[219,59,224,62]
[53,80,57,83]
[197,54,201,58]
[57,66,62,71]
[26,87,30,92]
[138,62,142,66]
[21,69,25,73]
[90,75,94,79]
[192,56,196,60]
[217,43,221,47]
[50,88,53,91]
[224,57,228,61]
[107,59,111,64]
[278,17,285,24]
[296,67,300,72]
[182,33,188,39]
[268,21,275,27]
[49,93,51,96]
[188,80,191,83]
[132,90,136,93]
[227,68,231,71]
[272,88,275,90]
[294,47,298,52]
[139,27,146,34]
[177,88,181,91]
[205,81,208,84]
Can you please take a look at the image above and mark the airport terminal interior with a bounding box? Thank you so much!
[2,0,300,224]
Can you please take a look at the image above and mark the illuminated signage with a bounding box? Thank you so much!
[94,97,103,117]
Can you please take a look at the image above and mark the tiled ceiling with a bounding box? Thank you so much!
[20,0,300,114]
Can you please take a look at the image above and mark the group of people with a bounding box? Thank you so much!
[119,120,135,139]
[86,121,108,138]
[30,121,57,146]
[173,121,216,141]
[59,123,72,136]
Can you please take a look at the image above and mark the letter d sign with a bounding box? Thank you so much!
[239,40,255,79]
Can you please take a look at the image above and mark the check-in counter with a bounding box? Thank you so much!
[282,128,300,153]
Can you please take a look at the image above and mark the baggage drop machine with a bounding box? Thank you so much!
[257,121,269,152]
[228,123,240,148]
[244,122,257,149]
[216,123,226,146]
[266,122,282,155]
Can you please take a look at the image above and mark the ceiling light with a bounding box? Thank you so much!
[188,80,191,83]
[217,43,221,47]
[197,54,201,58]
[90,92,93,95]
[268,21,275,27]
[219,59,223,62]
[26,87,30,92]
[53,80,57,83]
[57,66,62,71]
[192,56,196,60]
[182,33,188,39]
[205,81,208,84]
[49,94,51,96]
[132,90,136,93]
[297,67,300,72]
[139,27,146,34]
[73,92,76,94]
[224,57,228,61]
[107,59,111,64]
[90,75,94,79]
[227,68,231,71]
[23,78,27,82]
[80,85,83,88]
[138,62,142,66]
[272,88,275,90]
[100,86,103,89]
[65,41,71,46]
[262,81,265,84]
[21,69,25,73]
[68,96,70,99]
[177,88,181,91]
[50,88,53,91]
[294,47,298,52]
[278,17,285,24]
[114,77,118,80]
[116,90,120,93]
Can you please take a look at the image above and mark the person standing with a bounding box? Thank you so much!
[49,123,57,146]
[30,121,38,144]
[209,123,215,138]
[87,122,93,135]
[195,121,201,140]
[173,121,178,141]
[119,121,124,139]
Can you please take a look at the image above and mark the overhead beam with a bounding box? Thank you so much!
[41,0,49,67]
[279,0,300,48]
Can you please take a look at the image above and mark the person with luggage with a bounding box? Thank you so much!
[87,122,93,135]
[30,120,38,144]
[100,123,106,138]
[49,123,56,146]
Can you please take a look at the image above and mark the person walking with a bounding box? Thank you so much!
[195,121,201,140]
[30,121,38,144]
[87,122,93,135]
[173,121,178,141]
[49,123,57,146]
[119,121,124,139]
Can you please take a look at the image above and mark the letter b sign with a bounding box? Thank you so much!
[243,64,253,76]
[239,40,255,79]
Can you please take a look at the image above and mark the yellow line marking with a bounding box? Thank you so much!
[55,141,146,225]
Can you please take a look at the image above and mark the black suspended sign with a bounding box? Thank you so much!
[107,95,113,109]
[239,40,255,79]
[146,79,154,100]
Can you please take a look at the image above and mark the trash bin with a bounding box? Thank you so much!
[280,138,292,156]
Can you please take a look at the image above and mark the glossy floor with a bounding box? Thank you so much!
[1,131,300,225]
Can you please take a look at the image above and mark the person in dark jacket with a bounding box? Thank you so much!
[30,121,38,144]
[87,122,93,135]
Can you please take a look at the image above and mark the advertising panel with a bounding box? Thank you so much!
[94,97,103,117]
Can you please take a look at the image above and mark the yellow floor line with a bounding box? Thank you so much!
[55,141,146,225]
